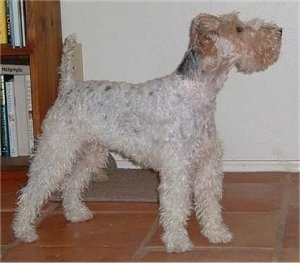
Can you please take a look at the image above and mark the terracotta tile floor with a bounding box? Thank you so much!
[1,170,299,262]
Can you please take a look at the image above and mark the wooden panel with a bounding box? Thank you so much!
[1,156,29,171]
[0,44,33,56]
[26,0,62,135]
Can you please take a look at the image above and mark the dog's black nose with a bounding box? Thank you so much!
[279,28,283,36]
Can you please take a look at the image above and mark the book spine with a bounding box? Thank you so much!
[14,74,29,156]
[0,75,10,156]
[5,0,11,44]
[7,0,14,46]
[24,74,34,154]
[0,0,7,44]
[19,0,25,46]
[9,0,23,47]
[5,77,18,157]
[0,63,30,75]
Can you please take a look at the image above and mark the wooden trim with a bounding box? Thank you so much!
[0,44,33,56]
[26,0,62,135]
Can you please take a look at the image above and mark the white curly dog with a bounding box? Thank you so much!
[13,12,282,253]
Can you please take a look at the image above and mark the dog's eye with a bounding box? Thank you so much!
[236,26,244,33]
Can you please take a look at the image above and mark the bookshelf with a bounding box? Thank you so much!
[1,1,62,171]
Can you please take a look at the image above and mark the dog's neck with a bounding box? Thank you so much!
[201,66,232,94]
[176,48,233,96]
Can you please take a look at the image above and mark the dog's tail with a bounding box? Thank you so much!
[58,34,77,91]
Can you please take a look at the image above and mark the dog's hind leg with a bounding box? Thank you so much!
[12,125,83,243]
[62,141,108,222]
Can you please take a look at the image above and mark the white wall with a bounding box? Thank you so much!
[61,0,299,171]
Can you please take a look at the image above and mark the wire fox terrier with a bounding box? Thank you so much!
[13,12,282,253]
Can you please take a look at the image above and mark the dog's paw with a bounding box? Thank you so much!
[14,227,39,243]
[162,230,194,253]
[65,207,93,223]
[202,224,233,243]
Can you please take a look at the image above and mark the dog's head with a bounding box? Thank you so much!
[187,12,282,73]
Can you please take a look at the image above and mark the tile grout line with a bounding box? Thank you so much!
[144,245,275,252]
[272,174,292,262]
[49,209,158,215]
[1,202,59,260]
[130,216,159,261]
[1,239,22,260]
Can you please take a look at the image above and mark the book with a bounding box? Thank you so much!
[5,76,18,157]
[1,75,10,156]
[9,0,22,47]
[0,63,30,75]
[0,0,7,44]
[7,0,14,46]
[14,74,29,155]
[19,0,25,46]
[5,0,11,44]
[24,74,34,154]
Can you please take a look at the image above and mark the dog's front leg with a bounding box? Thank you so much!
[193,142,233,244]
[158,154,194,253]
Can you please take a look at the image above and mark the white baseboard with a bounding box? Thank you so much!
[222,160,300,172]
[113,155,300,173]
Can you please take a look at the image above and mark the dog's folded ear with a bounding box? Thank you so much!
[188,14,221,60]
[189,14,221,46]
[176,48,200,78]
